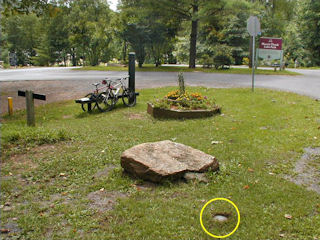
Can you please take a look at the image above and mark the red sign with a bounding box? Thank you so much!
[259,37,282,50]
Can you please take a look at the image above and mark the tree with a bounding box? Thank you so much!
[153,0,225,68]
[220,11,250,65]
[119,0,179,67]
[68,0,113,66]
[300,0,320,66]
[123,23,149,67]
[1,0,48,15]
[2,13,40,65]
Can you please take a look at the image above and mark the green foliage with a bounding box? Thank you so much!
[119,0,179,67]
[1,0,48,15]
[3,0,320,67]
[1,13,40,65]
[242,57,249,65]
[173,36,190,64]
[300,0,320,66]
[1,0,115,66]
[212,45,234,69]
[122,23,149,68]
[68,0,113,66]
[198,53,214,68]
[220,9,250,65]
[31,47,51,66]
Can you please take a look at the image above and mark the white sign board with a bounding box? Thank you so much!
[247,16,260,37]
[257,49,283,61]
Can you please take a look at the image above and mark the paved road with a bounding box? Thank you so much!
[1,67,319,96]
[1,67,320,113]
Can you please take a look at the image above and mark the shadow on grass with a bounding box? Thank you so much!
[75,102,136,118]
[75,108,103,118]
[121,169,209,189]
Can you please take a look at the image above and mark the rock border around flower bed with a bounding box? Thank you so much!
[147,103,221,119]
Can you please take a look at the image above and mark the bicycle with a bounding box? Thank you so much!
[80,81,112,112]
[78,76,136,112]
[99,76,136,111]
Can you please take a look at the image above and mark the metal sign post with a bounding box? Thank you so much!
[247,16,261,92]
[252,35,256,91]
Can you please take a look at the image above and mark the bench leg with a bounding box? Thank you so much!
[88,103,92,112]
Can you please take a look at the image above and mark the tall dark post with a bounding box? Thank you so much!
[128,52,135,104]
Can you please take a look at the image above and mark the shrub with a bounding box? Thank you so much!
[212,45,234,69]
[242,57,250,66]
[199,54,214,68]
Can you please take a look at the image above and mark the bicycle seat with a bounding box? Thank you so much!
[92,83,100,87]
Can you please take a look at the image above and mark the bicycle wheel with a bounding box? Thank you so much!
[81,93,96,112]
[96,90,115,112]
[122,88,136,107]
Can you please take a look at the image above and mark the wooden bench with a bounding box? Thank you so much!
[75,92,140,112]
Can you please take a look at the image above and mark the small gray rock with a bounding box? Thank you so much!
[183,172,209,183]
[3,206,13,212]
[213,215,228,222]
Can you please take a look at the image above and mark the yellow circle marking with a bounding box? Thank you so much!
[200,198,240,239]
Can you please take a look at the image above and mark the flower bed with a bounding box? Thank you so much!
[157,90,217,110]
[148,90,221,119]
[147,73,221,119]
[147,103,221,119]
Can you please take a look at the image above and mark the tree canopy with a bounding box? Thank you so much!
[1,0,320,67]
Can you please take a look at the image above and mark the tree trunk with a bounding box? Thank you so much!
[189,3,198,68]
[122,41,127,62]
[72,51,77,66]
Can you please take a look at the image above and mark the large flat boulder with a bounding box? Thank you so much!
[121,140,219,182]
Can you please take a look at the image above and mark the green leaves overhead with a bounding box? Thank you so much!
[2,0,320,67]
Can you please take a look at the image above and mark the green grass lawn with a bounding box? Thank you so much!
[76,64,300,75]
[1,87,319,239]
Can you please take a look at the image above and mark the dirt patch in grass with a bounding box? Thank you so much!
[286,147,320,194]
[0,221,22,239]
[87,190,128,213]
[127,113,146,120]
[7,153,39,172]
[134,181,157,192]
[3,144,62,170]
[170,191,189,199]
[62,115,73,119]
[46,193,74,206]
[94,165,116,179]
